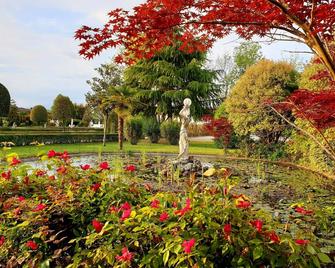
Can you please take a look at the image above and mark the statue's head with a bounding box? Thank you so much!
[183,98,192,107]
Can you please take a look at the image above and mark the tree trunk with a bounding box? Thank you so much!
[102,114,107,147]
[118,115,124,150]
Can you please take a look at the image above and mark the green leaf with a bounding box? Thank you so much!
[253,246,263,261]
[307,245,316,255]
[317,253,332,264]
[163,250,170,265]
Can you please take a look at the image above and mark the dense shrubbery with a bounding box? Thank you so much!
[126,117,143,145]
[0,151,333,267]
[160,121,180,145]
[0,133,117,146]
[143,117,160,143]
[30,105,48,125]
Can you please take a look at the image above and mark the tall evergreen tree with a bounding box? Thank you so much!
[124,45,220,119]
[0,83,10,118]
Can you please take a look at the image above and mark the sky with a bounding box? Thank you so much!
[0,1,313,109]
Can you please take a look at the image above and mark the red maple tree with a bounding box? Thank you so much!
[75,0,335,79]
[202,115,233,147]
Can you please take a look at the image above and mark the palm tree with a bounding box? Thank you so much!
[103,86,137,150]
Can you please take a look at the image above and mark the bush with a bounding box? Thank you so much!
[160,120,180,145]
[30,105,48,125]
[0,83,10,117]
[126,117,143,145]
[188,122,210,137]
[0,153,333,267]
[143,117,160,143]
[0,133,117,146]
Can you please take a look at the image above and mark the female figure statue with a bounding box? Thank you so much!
[177,98,192,160]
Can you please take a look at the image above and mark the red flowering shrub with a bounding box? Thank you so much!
[202,115,233,148]
[0,151,333,267]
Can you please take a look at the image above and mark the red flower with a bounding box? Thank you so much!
[60,151,70,161]
[150,199,160,208]
[295,239,310,245]
[172,201,177,208]
[116,247,134,262]
[47,150,57,158]
[295,207,314,215]
[91,183,101,192]
[236,200,251,209]
[18,196,25,202]
[0,236,5,246]
[250,219,263,232]
[120,202,131,211]
[267,231,280,244]
[174,198,192,216]
[26,240,38,250]
[23,176,29,185]
[56,166,67,174]
[224,223,232,236]
[159,212,169,222]
[1,171,11,180]
[125,164,136,172]
[92,219,104,233]
[36,170,47,177]
[99,161,109,170]
[80,164,91,170]
[14,208,22,216]
[182,238,196,254]
[121,209,131,221]
[49,175,55,180]
[10,157,21,166]
[33,203,47,212]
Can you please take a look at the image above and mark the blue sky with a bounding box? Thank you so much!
[0,1,312,109]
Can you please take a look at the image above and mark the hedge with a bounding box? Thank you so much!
[0,133,118,146]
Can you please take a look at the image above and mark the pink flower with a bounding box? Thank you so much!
[236,200,251,209]
[116,247,134,262]
[150,199,160,208]
[125,165,136,172]
[18,196,25,202]
[1,171,11,180]
[92,219,104,233]
[172,201,178,208]
[47,150,57,158]
[121,209,131,221]
[91,183,101,192]
[267,231,280,244]
[295,239,310,245]
[56,166,67,174]
[10,157,21,166]
[33,203,47,212]
[0,236,5,246]
[120,202,131,211]
[224,223,232,236]
[295,206,314,215]
[99,161,109,170]
[159,212,169,222]
[182,238,196,254]
[26,240,38,250]
[250,219,263,232]
[36,170,47,177]
[174,198,192,216]
[80,164,91,170]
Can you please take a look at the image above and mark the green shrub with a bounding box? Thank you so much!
[126,117,143,145]
[0,83,10,117]
[143,117,160,143]
[160,120,180,145]
[0,153,333,267]
[30,105,48,125]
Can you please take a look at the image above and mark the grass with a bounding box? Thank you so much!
[1,139,229,159]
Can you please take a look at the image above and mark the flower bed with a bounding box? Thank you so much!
[0,152,334,267]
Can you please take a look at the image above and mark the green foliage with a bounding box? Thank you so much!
[81,107,93,127]
[0,154,333,267]
[126,117,143,145]
[160,121,180,145]
[30,105,48,125]
[0,83,11,117]
[7,100,20,126]
[0,133,117,146]
[143,117,160,143]
[51,94,74,126]
[225,60,298,148]
[73,103,86,121]
[125,45,220,119]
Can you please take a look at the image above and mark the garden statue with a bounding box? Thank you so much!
[55,120,60,127]
[12,122,17,128]
[177,98,192,160]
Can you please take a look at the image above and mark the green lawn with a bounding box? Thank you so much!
[1,140,228,159]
